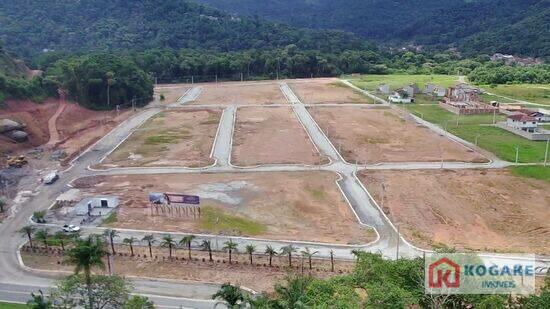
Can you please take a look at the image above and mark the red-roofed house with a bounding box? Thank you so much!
[506,114,538,132]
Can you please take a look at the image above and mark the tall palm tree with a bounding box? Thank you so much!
[245,244,256,265]
[54,231,67,251]
[123,237,137,256]
[34,229,50,250]
[65,235,107,309]
[180,235,196,260]
[141,234,155,258]
[222,239,238,264]
[200,240,213,262]
[103,229,119,255]
[300,247,319,270]
[160,234,176,258]
[264,245,277,267]
[280,245,297,267]
[20,225,35,249]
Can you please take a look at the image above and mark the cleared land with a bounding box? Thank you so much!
[192,82,287,105]
[22,245,352,293]
[72,172,375,244]
[349,74,460,91]
[405,104,548,163]
[101,109,221,168]
[155,84,190,104]
[359,169,550,254]
[483,84,550,106]
[232,106,325,166]
[308,106,486,163]
[289,79,372,104]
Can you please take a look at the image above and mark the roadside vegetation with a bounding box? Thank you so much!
[510,166,550,182]
[214,252,550,308]
[349,74,460,91]
[404,104,548,163]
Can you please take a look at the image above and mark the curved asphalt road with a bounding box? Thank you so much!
[1,80,548,307]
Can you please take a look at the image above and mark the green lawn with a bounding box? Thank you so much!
[348,74,460,92]
[510,166,550,182]
[0,303,28,309]
[200,206,266,236]
[482,84,550,106]
[404,104,548,163]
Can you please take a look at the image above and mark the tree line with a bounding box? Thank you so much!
[468,63,550,85]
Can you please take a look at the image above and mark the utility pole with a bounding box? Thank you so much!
[492,107,497,124]
[241,72,243,82]
[191,76,194,84]
[544,139,549,166]
[515,146,519,163]
[215,74,218,83]
[132,97,136,112]
[475,134,481,146]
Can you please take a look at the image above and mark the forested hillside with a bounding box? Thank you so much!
[0,0,368,59]
[197,0,550,58]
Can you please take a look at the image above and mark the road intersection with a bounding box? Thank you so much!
[0,80,547,307]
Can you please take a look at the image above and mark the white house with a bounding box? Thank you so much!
[506,114,538,132]
[388,89,413,104]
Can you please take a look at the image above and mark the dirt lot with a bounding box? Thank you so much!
[232,107,325,166]
[359,169,550,254]
[22,245,352,293]
[72,172,375,244]
[308,106,487,163]
[101,109,221,168]
[192,82,287,105]
[55,103,134,163]
[289,78,371,104]
[0,99,59,154]
[155,84,190,104]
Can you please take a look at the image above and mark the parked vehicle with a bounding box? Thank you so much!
[62,224,80,233]
[43,171,59,185]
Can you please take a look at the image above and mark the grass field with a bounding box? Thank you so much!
[510,166,550,182]
[348,74,460,91]
[482,84,550,106]
[0,303,27,309]
[404,104,548,163]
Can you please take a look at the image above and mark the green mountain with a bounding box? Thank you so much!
[0,0,368,59]
[0,43,29,78]
[196,0,550,58]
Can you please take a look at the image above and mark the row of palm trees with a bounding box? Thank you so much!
[21,226,335,270]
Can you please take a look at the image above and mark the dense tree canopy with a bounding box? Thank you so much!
[197,0,550,59]
[46,54,153,110]
[0,0,368,59]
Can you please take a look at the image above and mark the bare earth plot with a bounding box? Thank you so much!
[72,172,375,244]
[308,106,487,163]
[232,106,325,166]
[155,84,190,104]
[101,109,221,168]
[359,169,550,254]
[289,78,372,104]
[192,82,287,105]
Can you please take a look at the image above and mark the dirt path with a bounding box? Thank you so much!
[45,101,67,148]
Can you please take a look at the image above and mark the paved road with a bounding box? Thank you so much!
[1,80,548,307]
[211,105,237,167]
[0,90,223,308]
